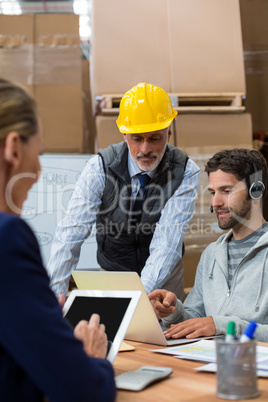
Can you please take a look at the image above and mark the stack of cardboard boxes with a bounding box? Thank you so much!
[90,0,253,287]
[0,14,85,153]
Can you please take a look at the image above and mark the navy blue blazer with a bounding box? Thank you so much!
[0,212,116,402]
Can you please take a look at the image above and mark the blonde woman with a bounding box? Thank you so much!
[0,78,116,402]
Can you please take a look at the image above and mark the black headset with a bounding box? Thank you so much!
[248,162,266,200]
[210,161,266,212]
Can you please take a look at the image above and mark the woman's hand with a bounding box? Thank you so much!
[74,314,108,359]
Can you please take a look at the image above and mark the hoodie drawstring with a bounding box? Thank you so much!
[208,259,216,279]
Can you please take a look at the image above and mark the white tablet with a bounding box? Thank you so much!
[63,289,141,363]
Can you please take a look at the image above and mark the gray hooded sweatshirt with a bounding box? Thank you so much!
[163,229,268,341]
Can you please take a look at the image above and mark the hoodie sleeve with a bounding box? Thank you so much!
[213,316,268,342]
[162,251,208,326]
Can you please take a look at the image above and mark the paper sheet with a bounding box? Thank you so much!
[152,340,268,366]
[152,339,217,362]
[195,362,268,378]
[119,341,135,352]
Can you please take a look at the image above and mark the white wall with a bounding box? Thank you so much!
[22,154,99,269]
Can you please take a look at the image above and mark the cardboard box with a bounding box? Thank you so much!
[35,14,83,153]
[96,113,252,152]
[0,14,84,153]
[96,115,123,151]
[91,0,170,96]
[91,0,245,96]
[239,0,268,46]
[81,59,96,154]
[168,0,245,93]
[35,84,83,153]
[170,113,253,153]
[239,0,268,133]
[0,14,34,90]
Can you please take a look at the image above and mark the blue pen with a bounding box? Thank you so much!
[240,321,257,343]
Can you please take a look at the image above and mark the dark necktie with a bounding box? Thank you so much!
[132,173,151,219]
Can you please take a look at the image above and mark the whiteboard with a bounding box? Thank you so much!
[22,154,99,270]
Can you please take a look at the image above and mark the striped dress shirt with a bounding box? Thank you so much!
[47,151,200,296]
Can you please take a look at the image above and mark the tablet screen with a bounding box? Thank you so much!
[64,296,131,342]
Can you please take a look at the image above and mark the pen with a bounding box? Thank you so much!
[240,321,257,343]
[225,321,236,342]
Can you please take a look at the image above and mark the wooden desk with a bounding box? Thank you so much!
[114,341,268,401]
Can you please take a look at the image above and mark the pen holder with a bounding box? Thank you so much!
[216,340,259,400]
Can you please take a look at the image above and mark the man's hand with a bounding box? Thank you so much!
[74,314,108,359]
[164,316,216,339]
[148,289,177,318]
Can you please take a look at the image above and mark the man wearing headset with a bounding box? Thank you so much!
[149,148,268,342]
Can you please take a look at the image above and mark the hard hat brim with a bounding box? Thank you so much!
[116,112,177,134]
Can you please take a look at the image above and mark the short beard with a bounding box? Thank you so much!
[217,199,252,230]
[217,214,239,231]
[135,150,165,172]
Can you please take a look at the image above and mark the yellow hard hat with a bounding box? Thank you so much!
[116,82,177,134]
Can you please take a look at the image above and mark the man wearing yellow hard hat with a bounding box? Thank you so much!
[48,83,200,300]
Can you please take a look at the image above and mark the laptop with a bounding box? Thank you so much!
[72,271,217,346]
[62,289,141,363]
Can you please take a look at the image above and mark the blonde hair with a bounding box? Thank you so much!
[0,78,38,144]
